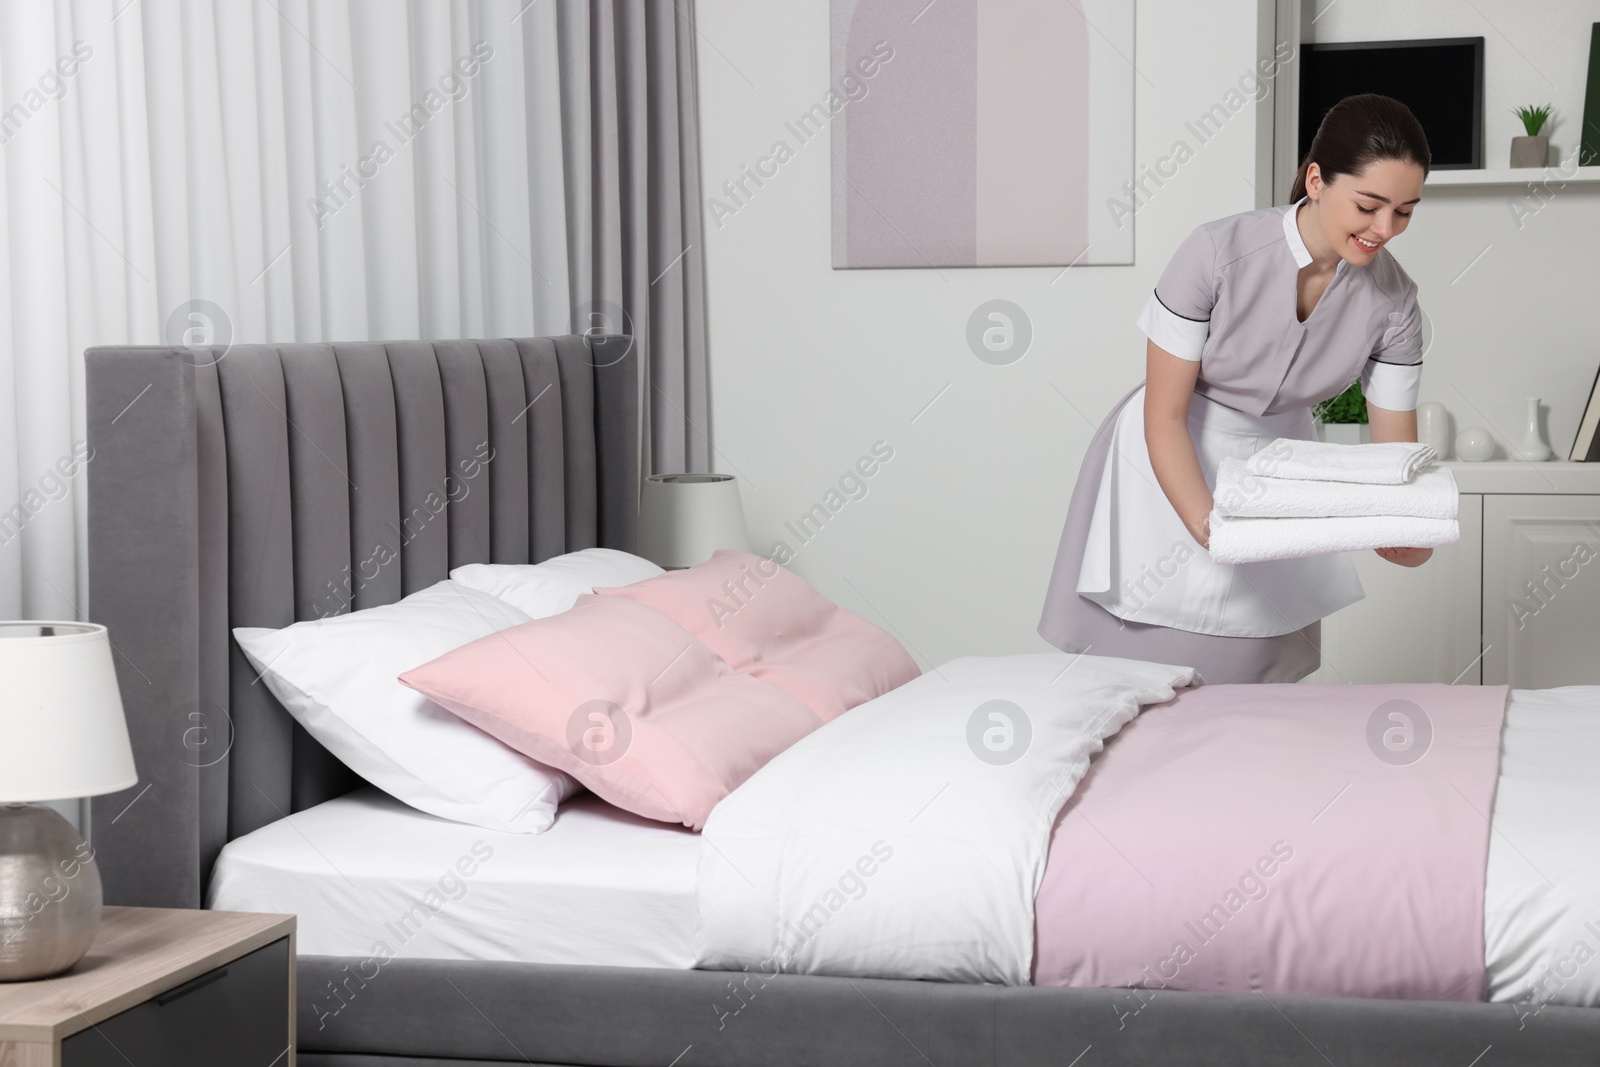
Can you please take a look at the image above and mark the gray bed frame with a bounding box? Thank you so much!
[84,337,1598,1066]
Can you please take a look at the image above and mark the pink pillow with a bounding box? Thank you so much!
[594,550,920,721]
[398,594,820,829]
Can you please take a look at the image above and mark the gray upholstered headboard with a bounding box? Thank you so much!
[85,336,638,908]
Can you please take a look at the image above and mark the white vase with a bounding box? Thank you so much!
[1415,401,1450,458]
[1512,397,1552,461]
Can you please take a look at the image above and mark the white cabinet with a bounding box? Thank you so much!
[1303,462,1600,687]
[1482,495,1600,688]
[1304,495,1483,684]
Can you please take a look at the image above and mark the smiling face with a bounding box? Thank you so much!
[1303,157,1426,266]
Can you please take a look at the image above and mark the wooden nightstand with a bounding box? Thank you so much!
[0,907,295,1066]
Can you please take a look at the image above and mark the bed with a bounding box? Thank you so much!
[84,336,1600,1066]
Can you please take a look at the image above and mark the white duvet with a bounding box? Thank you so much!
[1485,686,1600,1015]
[694,653,1197,984]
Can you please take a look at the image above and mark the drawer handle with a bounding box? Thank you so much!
[155,967,229,1006]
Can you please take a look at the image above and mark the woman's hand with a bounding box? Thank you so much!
[1183,508,1212,551]
[1375,546,1432,567]
[1366,408,1433,567]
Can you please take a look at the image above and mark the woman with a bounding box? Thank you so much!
[1038,94,1433,684]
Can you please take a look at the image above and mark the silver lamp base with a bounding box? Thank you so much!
[0,804,102,981]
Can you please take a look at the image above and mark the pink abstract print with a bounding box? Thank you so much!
[832,0,1132,267]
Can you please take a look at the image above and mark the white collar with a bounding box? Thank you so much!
[1282,197,1314,269]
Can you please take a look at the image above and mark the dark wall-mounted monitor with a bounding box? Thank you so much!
[1298,37,1485,171]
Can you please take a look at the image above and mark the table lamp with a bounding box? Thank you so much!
[637,473,751,568]
[0,622,138,981]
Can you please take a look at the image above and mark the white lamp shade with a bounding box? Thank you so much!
[637,473,751,568]
[0,622,138,802]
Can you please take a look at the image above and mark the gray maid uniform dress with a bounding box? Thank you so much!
[1038,198,1425,684]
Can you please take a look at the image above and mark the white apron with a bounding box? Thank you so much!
[1076,385,1364,638]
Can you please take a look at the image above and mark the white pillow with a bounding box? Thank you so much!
[450,548,664,617]
[232,580,579,834]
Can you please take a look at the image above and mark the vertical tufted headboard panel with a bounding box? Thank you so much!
[84,335,637,908]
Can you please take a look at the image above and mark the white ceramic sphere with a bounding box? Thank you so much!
[1455,426,1495,462]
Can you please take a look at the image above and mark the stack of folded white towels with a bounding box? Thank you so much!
[1208,439,1461,564]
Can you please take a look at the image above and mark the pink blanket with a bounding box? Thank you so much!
[1032,682,1510,1001]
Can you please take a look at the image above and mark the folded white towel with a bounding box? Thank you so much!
[1214,457,1460,520]
[1244,439,1438,485]
[1207,513,1461,564]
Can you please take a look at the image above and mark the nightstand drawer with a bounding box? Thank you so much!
[60,935,291,1066]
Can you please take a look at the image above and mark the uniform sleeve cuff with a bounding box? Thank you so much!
[1136,292,1207,361]
[1361,359,1422,411]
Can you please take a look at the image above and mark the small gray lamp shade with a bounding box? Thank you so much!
[0,621,137,981]
[637,473,751,569]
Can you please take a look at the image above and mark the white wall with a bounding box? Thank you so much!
[697,1,1600,667]
[1305,1,1600,463]
[695,0,1273,665]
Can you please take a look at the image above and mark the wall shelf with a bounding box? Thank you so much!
[1425,165,1600,188]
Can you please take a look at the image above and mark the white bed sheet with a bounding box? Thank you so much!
[208,686,1600,1000]
[1485,685,1600,1012]
[207,787,701,968]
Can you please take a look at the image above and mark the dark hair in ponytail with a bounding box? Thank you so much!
[1289,93,1430,202]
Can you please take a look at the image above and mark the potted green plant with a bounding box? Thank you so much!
[1510,104,1552,168]
[1314,380,1369,445]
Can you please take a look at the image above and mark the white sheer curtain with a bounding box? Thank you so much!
[1,0,708,622]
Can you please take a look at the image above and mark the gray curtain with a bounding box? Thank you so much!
[561,0,711,476]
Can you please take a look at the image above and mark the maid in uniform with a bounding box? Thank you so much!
[1039,94,1435,684]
